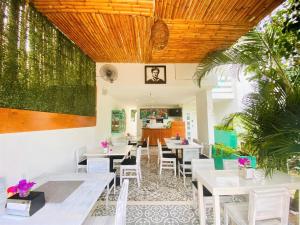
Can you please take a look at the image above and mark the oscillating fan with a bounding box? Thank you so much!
[99,64,118,83]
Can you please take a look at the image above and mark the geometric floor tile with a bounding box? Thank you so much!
[92,148,299,225]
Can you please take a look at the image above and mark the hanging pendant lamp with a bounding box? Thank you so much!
[150,19,169,50]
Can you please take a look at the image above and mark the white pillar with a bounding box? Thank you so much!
[196,90,214,144]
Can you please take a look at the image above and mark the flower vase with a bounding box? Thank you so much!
[239,166,255,179]
[103,147,108,154]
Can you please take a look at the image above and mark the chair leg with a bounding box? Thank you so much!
[174,162,176,177]
[139,166,142,181]
[120,167,123,187]
[147,149,150,161]
[136,168,140,187]
[224,207,229,225]
[113,176,116,195]
[192,186,197,209]
[159,162,162,175]
[105,185,109,208]
[183,168,186,186]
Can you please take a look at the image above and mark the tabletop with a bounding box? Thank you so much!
[196,169,300,195]
[196,169,300,225]
[164,138,202,149]
[84,145,132,157]
[0,173,114,225]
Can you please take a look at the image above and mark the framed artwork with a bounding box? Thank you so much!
[140,108,168,119]
[145,65,166,84]
[111,109,126,133]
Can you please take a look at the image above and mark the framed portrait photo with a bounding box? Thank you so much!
[145,65,166,84]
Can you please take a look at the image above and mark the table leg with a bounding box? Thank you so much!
[213,194,221,225]
[108,156,114,172]
[197,181,205,225]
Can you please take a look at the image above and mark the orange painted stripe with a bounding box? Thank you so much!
[0,108,96,134]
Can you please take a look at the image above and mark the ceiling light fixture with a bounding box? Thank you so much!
[150,19,169,50]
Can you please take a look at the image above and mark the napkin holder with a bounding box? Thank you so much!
[6,191,45,217]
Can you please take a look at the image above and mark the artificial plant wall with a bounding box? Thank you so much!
[0,0,96,116]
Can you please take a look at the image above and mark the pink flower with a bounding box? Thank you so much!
[7,186,17,194]
[7,179,35,196]
[238,158,250,167]
[100,140,109,148]
[17,179,35,193]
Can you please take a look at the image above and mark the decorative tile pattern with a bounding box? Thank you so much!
[92,147,298,225]
[100,154,193,202]
[93,204,205,225]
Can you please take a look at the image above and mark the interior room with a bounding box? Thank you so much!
[0,0,299,224]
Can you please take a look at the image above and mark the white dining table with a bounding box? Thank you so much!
[164,138,203,150]
[196,169,300,225]
[164,138,202,159]
[84,145,132,157]
[85,145,133,172]
[0,173,114,225]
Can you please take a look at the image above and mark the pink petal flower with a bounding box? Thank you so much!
[7,186,17,194]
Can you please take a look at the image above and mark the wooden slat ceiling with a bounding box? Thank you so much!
[32,0,283,63]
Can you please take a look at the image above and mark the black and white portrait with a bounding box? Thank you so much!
[145,65,166,84]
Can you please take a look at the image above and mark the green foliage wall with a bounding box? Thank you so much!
[0,0,96,116]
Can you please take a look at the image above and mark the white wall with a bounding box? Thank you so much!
[95,83,121,140]
[0,127,95,186]
[212,67,254,125]
[196,90,214,144]
[124,106,138,137]
[182,97,197,140]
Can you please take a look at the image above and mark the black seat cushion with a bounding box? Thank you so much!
[137,140,147,147]
[192,181,212,196]
[128,141,137,145]
[178,159,192,165]
[162,147,171,151]
[162,153,177,158]
[111,155,124,159]
[121,157,136,165]
[128,155,136,160]
[199,154,209,159]
[78,159,87,165]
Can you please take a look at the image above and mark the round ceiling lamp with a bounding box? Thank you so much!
[150,19,169,50]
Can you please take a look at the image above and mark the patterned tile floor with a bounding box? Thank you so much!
[92,147,299,225]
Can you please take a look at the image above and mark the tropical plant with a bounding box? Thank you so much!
[214,124,234,131]
[0,0,96,116]
[194,0,300,175]
[213,143,236,157]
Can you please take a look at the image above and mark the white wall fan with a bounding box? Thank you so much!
[99,64,118,83]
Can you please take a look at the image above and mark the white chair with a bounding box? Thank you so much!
[84,179,129,225]
[157,138,173,164]
[223,159,239,170]
[140,136,150,160]
[87,158,116,207]
[75,146,87,173]
[202,143,212,158]
[191,158,215,209]
[120,147,142,187]
[224,187,290,225]
[178,148,199,186]
[158,140,177,177]
[193,139,206,159]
